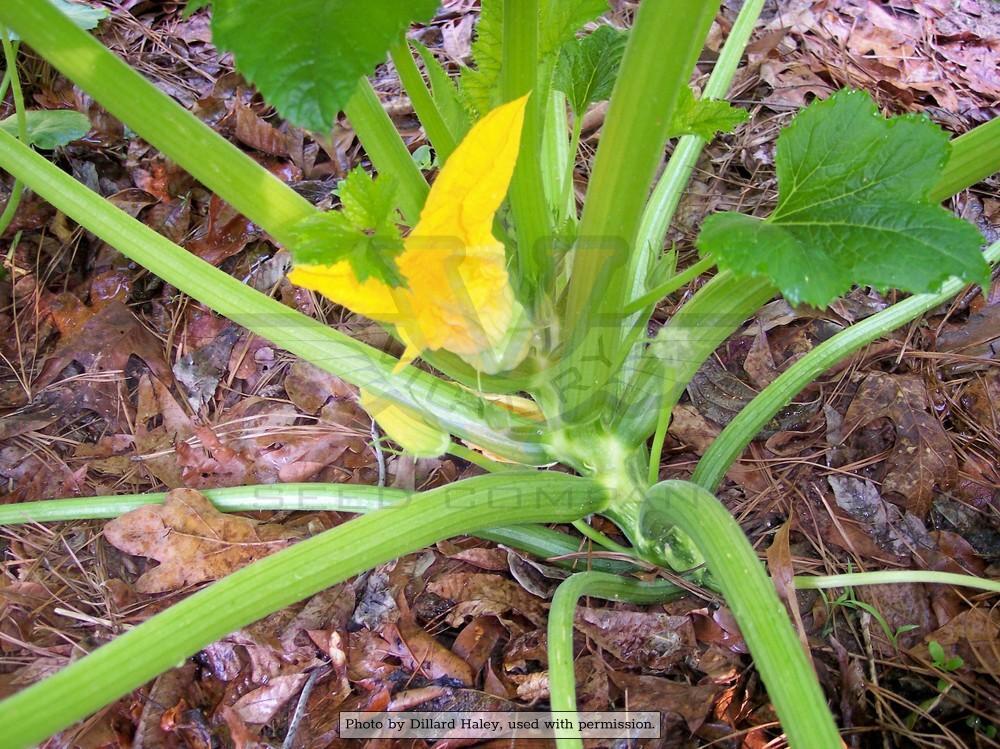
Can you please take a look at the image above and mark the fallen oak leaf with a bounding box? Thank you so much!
[103,488,299,593]
[842,372,958,517]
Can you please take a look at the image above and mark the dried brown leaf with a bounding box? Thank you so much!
[427,573,548,627]
[574,607,696,670]
[103,488,297,593]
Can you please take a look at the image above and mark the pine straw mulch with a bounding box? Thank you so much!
[0,1,998,747]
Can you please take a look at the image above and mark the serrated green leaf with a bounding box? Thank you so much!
[461,0,608,116]
[698,89,989,307]
[5,0,108,41]
[209,0,439,132]
[288,169,406,286]
[539,0,609,59]
[554,24,628,118]
[0,109,90,149]
[669,87,748,140]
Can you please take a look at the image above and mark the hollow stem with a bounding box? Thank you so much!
[0,26,25,236]
[548,572,684,747]
[0,473,607,748]
[390,38,457,160]
[642,480,841,747]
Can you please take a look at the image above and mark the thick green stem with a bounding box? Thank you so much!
[0,0,314,245]
[501,0,552,303]
[390,39,457,161]
[626,0,764,320]
[547,572,683,747]
[344,77,429,223]
[559,0,720,423]
[693,240,1000,491]
[0,485,639,574]
[643,481,841,748]
[0,130,549,464]
[930,117,1000,202]
[0,473,607,749]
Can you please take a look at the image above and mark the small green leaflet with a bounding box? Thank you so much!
[288,169,407,287]
[209,0,439,132]
[669,87,747,140]
[698,90,989,307]
[4,0,107,41]
[461,0,608,116]
[0,110,90,149]
[554,25,627,118]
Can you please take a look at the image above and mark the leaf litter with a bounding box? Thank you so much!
[1,1,999,746]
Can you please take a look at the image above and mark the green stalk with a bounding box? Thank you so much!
[693,240,1000,491]
[542,90,574,226]
[0,130,549,464]
[501,0,552,302]
[626,0,764,320]
[642,480,841,747]
[0,0,314,245]
[390,38,457,160]
[795,571,1000,595]
[0,27,25,236]
[930,116,1000,202]
[547,572,684,747]
[623,254,716,314]
[344,77,429,223]
[559,0,720,422]
[613,273,776,443]
[0,473,608,749]
[0,485,639,574]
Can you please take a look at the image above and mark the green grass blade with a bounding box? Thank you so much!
[0,130,550,464]
[643,480,841,747]
[0,473,607,749]
[390,38,458,160]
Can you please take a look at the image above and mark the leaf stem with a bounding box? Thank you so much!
[390,38,457,160]
[344,77,429,223]
[559,0,720,422]
[643,480,841,747]
[692,240,1000,491]
[548,572,684,747]
[0,27,25,237]
[0,473,608,749]
[930,116,1000,202]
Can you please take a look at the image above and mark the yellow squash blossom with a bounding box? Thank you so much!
[288,95,530,373]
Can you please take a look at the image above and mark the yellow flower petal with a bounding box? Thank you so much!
[359,388,450,458]
[289,95,530,373]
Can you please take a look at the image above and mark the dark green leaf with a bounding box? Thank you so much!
[5,0,108,40]
[539,0,609,59]
[0,109,90,149]
[668,87,747,140]
[210,0,439,132]
[554,25,628,118]
[288,169,406,287]
[698,90,989,307]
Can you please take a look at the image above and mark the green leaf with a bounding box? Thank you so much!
[461,0,608,116]
[209,0,439,132]
[539,0,609,59]
[288,169,406,286]
[668,86,748,140]
[698,89,989,307]
[0,109,90,149]
[4,0,107,40]
[554,24,628,118]
[928,639,945,665]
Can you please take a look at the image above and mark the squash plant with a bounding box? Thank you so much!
[1,0,999,746]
